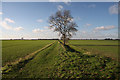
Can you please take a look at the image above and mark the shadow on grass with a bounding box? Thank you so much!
[64,45,80,53]
[2,56,34,75]
[58,40,81,53]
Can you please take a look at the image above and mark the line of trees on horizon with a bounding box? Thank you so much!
[1,38,120,40]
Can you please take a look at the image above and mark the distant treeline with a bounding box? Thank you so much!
[1,39,59,40]
[1,38,120,40]
[71,38,120,40]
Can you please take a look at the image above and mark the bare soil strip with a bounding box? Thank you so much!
[1,41,56,72]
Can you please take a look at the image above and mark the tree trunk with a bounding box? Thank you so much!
[63,34,65,46]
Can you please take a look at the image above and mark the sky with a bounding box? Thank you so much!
[1,0,119,2]
[0,1,118,39]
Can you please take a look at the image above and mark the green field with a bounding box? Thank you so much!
[69,40,118,45]
[69,40,119,61]
[1,40,120,79]
[2,40,54,66]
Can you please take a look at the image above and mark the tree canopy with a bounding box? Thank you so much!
[48,10,78,45]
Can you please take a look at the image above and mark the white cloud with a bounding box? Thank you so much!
[32,28,45,33]
[0,18,24,31]
[5,18,15,23]
[49,0,71,3]
[0,12,3,15]
[31,27,59,39]
[49,0,71,5]
[57,5,63,11]
[109,4,118,14]
[33,26,54,34]
[37,19,43,23]
[88,4,96,8]
[0,21,24,31]
[85,23,92,27]
[44,26,49,29]
[95,25,115,31]
[14,27,24,31]
[73,29,118,39]
[0,21,13,30]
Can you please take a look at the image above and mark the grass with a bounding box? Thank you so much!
[51,43,119,79]
[2,40,120,79]
[68,40,119,61]
[69,40,118,45]
[2,40,54,66]
[2,41,64,78]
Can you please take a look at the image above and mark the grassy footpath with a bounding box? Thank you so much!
[2,40,120,79]
[17,41,63,78]
[51,41,120,79]
[2,40,54,66]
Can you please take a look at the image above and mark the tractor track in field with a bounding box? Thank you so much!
[2,41,56,74]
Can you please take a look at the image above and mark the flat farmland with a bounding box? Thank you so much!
[2,41,64,78]
[2,40,54,66]
[2,40,120,79]
[69,40,119,61]
[69,40,118,45]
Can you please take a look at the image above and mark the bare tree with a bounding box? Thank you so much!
[48,10,78,45]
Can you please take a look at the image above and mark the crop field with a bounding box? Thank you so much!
[69,40,119,61]
[2,40,54,66]
[1,40,120,79]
